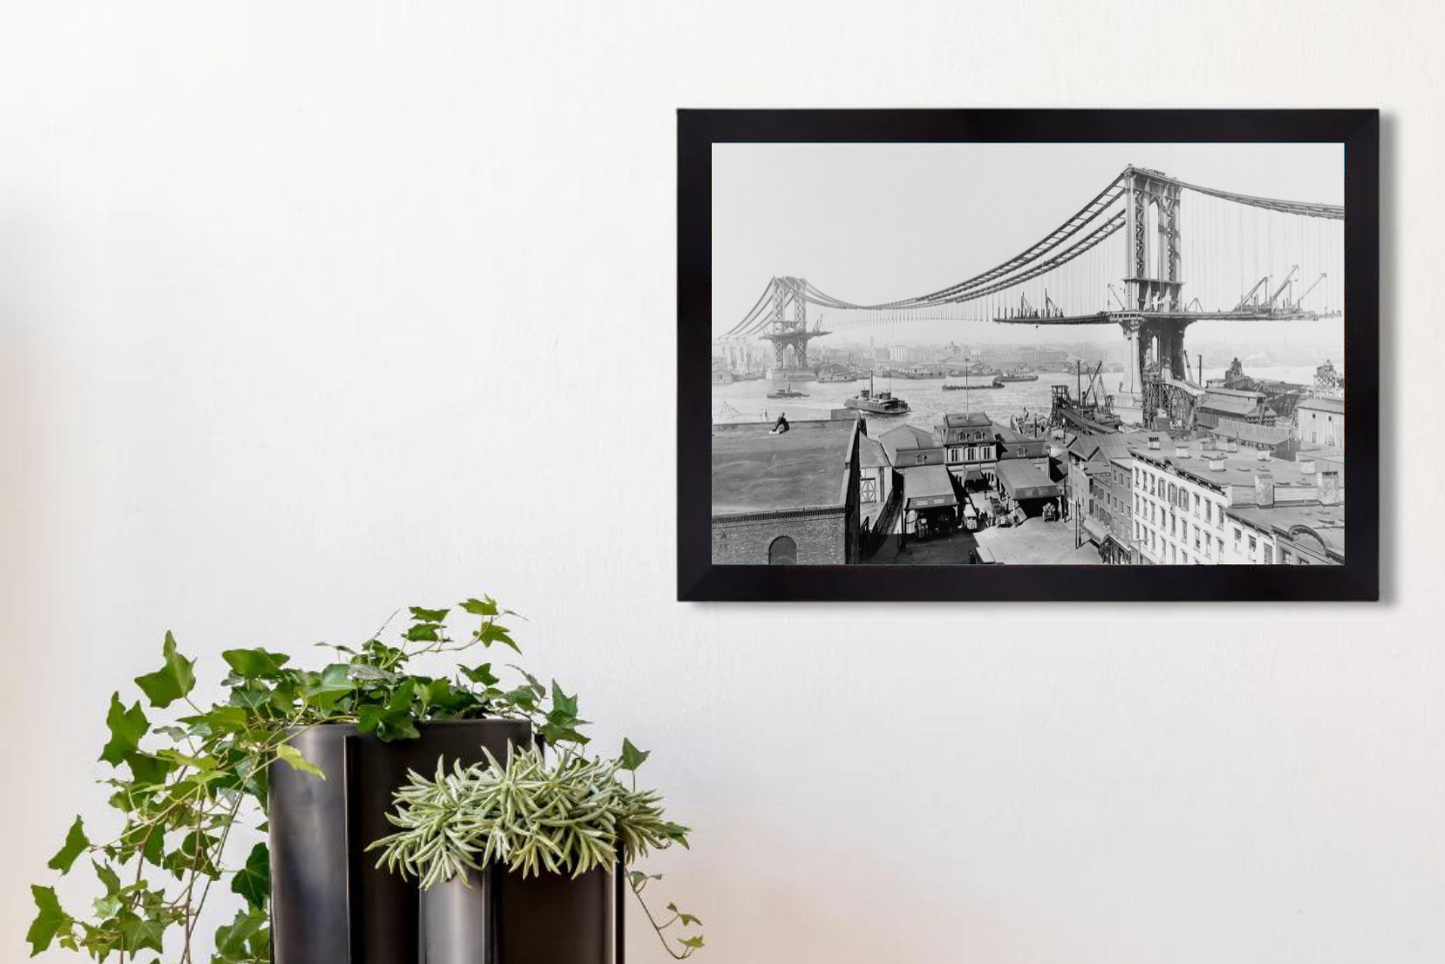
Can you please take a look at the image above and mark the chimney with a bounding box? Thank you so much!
[1201,437,1217,452]
[1209,453,1226,472]
[1176,444,1191,459]
[1318,468,1341,506]
[1148,435,1161,450]
[1298,457,1316,475]
[1254,468,1275,507]
[1225,439,1239,453]
[1255,447,1271,462]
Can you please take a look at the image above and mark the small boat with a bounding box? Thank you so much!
[767,384,808,399]
[996,370,1040,383]
[732,371,763,381]
[943,378,1004,391]
[844,375,910,415]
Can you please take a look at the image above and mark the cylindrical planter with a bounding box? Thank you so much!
[270,718,533,964]
[420,864,616,964]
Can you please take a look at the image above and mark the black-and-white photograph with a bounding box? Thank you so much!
[708,142,1347,568]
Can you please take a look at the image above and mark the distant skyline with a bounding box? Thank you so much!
[712,142,1345,350]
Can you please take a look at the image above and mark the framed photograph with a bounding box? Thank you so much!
[678,110,1378,601]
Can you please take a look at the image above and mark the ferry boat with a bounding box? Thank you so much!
[767,384,809,399]
[844,376,910,415]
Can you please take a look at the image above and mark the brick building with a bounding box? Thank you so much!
[711,419,861,565]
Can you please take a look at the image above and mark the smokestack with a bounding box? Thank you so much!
[1254,468,1275,507]
[1318,468,1341,506]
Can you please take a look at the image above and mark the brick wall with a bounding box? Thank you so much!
[712,509,853,565]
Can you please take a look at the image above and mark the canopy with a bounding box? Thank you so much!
[996,458,1060,501]
[901,465,958,511]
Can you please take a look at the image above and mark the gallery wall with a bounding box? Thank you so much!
[2,3,1441,962]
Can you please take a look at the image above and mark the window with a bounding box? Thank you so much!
[1248,535,1257,552]
[860,477,878,503]
[914,455,927,465]
[1281,549,1292,564]
[1193,493,1201,516]
[768,536,797,565]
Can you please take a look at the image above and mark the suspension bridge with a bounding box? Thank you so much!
[717,165,1344,430]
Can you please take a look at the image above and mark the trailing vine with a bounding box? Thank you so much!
[27,595,701,961]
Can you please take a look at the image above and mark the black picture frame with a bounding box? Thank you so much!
[678,109,1379,602]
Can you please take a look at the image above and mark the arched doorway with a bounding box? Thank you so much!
[768,535,797,565]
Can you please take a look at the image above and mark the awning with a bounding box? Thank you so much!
[996,458,1061,501]
[901,465,959,511]
[1082,518,1108,545]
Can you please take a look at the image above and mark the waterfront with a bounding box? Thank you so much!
[713,364,1332,432]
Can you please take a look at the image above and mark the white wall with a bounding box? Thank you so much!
[2,3,1441,963]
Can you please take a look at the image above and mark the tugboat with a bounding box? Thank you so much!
[843,375,910,415]
[996,369,1039,383]
[767,383,809,399]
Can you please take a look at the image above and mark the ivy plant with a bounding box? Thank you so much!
[27,596,607,963]
[370,742,704,958]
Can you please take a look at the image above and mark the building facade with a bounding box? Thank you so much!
[1296,396,1345,449]
[934,412,997,486]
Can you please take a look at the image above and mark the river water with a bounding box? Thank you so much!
[711,365,1332,434]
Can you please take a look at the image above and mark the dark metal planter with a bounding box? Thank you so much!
[420,864,618,964]
[269,718,533,964]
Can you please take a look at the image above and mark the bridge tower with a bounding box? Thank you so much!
[760,276,830,382]
[1122,167,1196,429]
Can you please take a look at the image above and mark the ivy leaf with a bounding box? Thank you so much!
[461,663,499,687]
[27,885,69,955]
[214,906,267,962]
[667,902,703,927]
[222,649,291,679]
[133,631,196,709]
[460,596,499,616]
[404,623,441,643]
[477,620,519,652]
[551,681,579,718]
[47,817,90,873]
[100,693,149,766]
[275,743,326,780]
[231,843,270,910]
[618,738,650,772]
[680,935,706,950]
[409,606,450,623]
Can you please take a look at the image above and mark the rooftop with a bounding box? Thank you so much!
[878,424,941,464]
[1297,396,1346,414]
[858,434,892,470]
[1208,419,1295,446]
[936,412,993,428]
[1226,502,1346,558]
[1131,439,1333,490]
[1200,391,1268,416]
[996,458,1061,500]
[712,419,858,516]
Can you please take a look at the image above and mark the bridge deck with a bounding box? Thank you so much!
[994,309,1333,326]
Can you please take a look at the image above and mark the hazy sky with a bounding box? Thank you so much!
[712,142,1345,349]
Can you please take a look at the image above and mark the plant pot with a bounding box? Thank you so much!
[419,864,618,964]
[269,718,533,964]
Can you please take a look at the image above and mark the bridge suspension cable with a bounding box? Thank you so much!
[723,165,1345,336]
